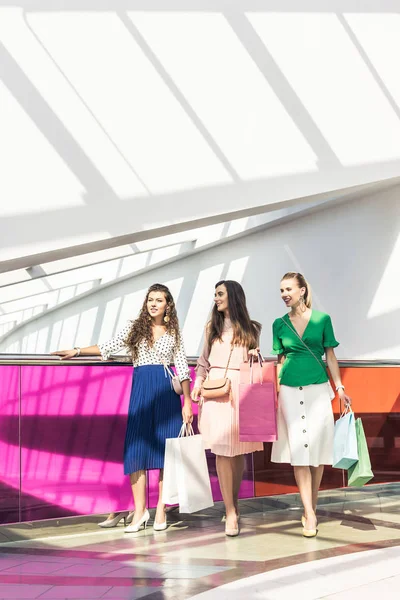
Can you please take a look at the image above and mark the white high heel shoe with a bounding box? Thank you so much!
[98,511,133,528]
[153,512,167,531]
[124,509,150,533]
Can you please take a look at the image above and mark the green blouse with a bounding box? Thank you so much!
[272,310,339,387]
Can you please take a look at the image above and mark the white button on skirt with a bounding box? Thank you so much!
[271,383,335,467]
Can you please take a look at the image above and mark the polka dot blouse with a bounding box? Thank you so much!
[98,321,191,382]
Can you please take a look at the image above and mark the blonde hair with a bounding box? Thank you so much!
[281,272,312,308]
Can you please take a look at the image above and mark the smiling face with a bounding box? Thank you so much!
[280,277,305,308]
[147,290,168,319]
[214,283,229,313]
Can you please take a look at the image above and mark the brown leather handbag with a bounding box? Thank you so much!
[201,346,234,400]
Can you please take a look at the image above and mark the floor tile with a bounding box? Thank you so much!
[101,587,159,599]
[45,562,127,578]
[0,558,30,571]
[38,585,112,599]
[2,561,68,575]
[0,485,399,599]
[0,584,52,599]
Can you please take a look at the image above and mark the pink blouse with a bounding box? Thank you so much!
[194,319,251,388]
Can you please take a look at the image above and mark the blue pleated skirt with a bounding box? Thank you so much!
[123,365,182,474]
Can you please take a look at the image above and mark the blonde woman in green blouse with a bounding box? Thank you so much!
[271,272,351,537]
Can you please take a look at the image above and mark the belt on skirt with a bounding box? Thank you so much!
[208,366,240,371]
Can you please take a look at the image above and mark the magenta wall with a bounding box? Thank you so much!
[0,364,254,524]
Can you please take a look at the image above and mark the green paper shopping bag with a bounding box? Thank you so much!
[347,417,374,487]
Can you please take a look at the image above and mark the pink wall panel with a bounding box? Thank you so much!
[0,364,255,523]
[0,366,20,524]
[20,365,134,521]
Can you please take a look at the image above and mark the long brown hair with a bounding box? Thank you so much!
[125,284,180,361]
[207,280,261,351]
[281,272,313,308]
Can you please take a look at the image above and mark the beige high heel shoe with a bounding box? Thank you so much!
[302,515,318,538]
[153,511,167,531]
[301,515,318,527]
[124,509,150,533]
[98,511,132,528]
[225,515,240,537]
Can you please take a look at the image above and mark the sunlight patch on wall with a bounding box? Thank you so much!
[76,307,98,350]
[98,298,122,343]
[0,8,147,200]
[356,345,400,360]
[132,12,317,180]
[248,12,400,166]
[225,256,249,283]
[164,277,184,306]
[49,320,63,353]
[27,10,231,196]
[226,218,249,237]
[36,326,50,354]
[182,263,225,355]
[149,244,182,265]
[119,287,149,327]
[344,14,400,112]
[0,82,85,216]
[367,233,400,319]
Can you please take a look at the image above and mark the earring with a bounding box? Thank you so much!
[164,314,170,323]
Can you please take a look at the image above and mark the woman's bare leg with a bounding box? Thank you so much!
[310,465,324,513]
[129,470,147,524]
[232,455,245,515]
[294,466,317,530]
[216,456,238,529]
[155,469,166,524]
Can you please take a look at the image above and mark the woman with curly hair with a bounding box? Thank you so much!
[53,283,192,533]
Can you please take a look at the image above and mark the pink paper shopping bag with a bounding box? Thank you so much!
[239,356,277,442]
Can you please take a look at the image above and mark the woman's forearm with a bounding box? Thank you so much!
[76,344,102,356]
[181,379,191,401]
[326,349,343,388]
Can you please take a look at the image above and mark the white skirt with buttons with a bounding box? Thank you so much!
[271,383,335,467]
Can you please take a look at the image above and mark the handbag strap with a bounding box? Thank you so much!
[204,344,234,382]
[280,316,327,377]
[223,345,234,378]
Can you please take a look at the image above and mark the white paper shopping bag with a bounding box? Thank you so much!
[162,437,180,506]
[162,424,214,513]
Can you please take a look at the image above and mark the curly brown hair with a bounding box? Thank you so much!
[124,284,180,361]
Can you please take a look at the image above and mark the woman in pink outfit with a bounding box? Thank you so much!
[191,280,263,537]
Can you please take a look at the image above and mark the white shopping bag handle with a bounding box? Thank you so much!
[178,422,194,438]
[249,353,264,385]
[340,404,354,419]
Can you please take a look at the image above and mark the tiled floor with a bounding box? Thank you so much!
[0,483,399,599]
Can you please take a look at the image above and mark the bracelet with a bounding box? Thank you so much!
[336,385,345,392]
[74,347,81,357]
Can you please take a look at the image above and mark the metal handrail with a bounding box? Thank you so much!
[0,353,398,367]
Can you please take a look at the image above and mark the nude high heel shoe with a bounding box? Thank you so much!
[225,514,240,537]
[302,514,318,537]
[98,511,130,528]
[153,511,167,531]
[124,509,150,533]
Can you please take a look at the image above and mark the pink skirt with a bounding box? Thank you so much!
[199,367,263,457]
